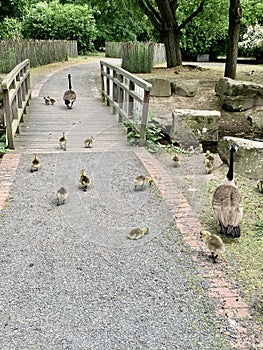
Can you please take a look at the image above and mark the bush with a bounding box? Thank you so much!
[0,18,22,40]
[22,1,97,54]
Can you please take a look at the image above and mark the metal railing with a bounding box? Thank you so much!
[100,60,152,146]
[1,59,31,149]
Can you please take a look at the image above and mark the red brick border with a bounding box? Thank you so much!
[134,147,263,349]
[0,153,21,210]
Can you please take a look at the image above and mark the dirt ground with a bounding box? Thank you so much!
[138,63,263,139]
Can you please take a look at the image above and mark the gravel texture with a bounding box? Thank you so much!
[0,151,231,349]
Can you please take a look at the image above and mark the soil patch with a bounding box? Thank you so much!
[138,64,263,140]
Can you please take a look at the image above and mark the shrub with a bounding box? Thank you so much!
[22,1,97,54]
[0,18,22,40]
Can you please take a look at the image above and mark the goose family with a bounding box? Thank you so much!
[212,144,243,238]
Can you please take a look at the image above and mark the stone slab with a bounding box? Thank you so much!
[146,78,171,96]
[218,136,263,180]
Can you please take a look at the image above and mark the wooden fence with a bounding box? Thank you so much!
[100,60,152,146]
[1,59,31,149]
[105,42,166,69]
[0,40,78,73]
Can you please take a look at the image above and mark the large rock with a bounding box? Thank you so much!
[245,106,263,133]
[215,77,263,111]
[171,109,220,149]
[218,136,263,180]
[171,80,199,97]
[146,78,171,97]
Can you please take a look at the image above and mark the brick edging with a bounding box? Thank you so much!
[134,147,262,349]
[0,153,21,210]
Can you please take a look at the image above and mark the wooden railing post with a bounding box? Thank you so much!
[117,73,124,123]
[139,90,150,147]
[100,62,105,102]
[128,80,134,118]
[2,88,14,149]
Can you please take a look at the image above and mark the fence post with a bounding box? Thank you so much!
[139,90,150,147]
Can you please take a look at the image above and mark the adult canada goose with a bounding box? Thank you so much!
[31,154,41,172]
[200,230,225,263]
[57,187,68,206]
[172,153,180,167]
[84,136,94,148]
[59,131,67,151]
[63,74,76,109]
[257,179,263,193]
[133,175,153,190]
[212,144,243,238]
[79,169,91,191]
[127,226,149,240]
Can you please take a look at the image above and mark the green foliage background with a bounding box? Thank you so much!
[21,1,97,54]
[0,0,262,57]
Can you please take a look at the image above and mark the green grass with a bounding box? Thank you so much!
[198,168,263,325]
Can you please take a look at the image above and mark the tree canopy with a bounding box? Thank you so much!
[0,0,262,63]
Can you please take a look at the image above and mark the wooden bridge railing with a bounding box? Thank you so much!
[100,60,152,146]
[1,59,31,149]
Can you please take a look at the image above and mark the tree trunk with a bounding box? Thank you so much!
[162,27,182,67]
[224,0,242,79]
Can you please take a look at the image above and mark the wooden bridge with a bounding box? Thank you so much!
[1,58,152,154]
[11,60,127,153]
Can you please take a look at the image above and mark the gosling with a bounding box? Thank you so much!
[204,150,215,164]
[204,158,214,174]
[127,226,149,240]
[31,154,41,172]
[56,187,68,206]
[200,230,225,263]
[79,169,91,191]
[59,131,67,151]
[44,97,50,105]
[172,153,181,167]
[133,175,153,190]
[47,96,56,105]
[84,136,94,148]
[257,179,263,193]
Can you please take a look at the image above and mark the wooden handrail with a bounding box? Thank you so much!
[1,59,31,149]
[100,60,152,146]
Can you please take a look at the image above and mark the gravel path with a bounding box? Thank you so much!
[0,60,231,349]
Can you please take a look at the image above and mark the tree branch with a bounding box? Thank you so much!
[136,0,162,30]
[170,0,178,14]
[179,0,205,30]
